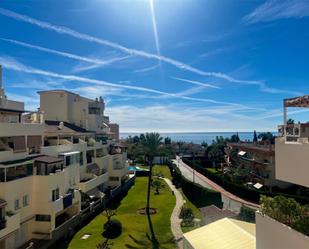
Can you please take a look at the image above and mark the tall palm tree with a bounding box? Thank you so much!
[141,132,162,214]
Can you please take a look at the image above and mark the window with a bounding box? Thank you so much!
[65,156,71,166]
[15,199,20,210]
[23,195,29,207]
[52,188,60,201]
[109,176,119,181]
[35,214,51,222]
[79,152,84,166]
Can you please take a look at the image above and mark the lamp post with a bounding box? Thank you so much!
[192,152,195,183]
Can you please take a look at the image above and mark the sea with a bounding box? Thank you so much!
[120,132,277,145]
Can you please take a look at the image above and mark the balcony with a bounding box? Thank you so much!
[0,212,20,239]
[79,170,109,193]
[275,137,309,187]
[0,122,44,137]
[51,198,63,213]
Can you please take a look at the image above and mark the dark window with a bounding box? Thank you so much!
[36,215,51,222]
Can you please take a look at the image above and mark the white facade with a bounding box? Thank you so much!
[38,90,110,133]
[256,212,309,249]
[0,69,128,249]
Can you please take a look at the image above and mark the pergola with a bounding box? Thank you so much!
[283,95,309,125]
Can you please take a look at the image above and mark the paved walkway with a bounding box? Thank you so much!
[163,178,184,249]
[173,158,259,210]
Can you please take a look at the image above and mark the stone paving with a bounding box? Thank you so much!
[164,178,184,249]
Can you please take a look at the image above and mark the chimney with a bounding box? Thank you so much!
[0,65,2,89]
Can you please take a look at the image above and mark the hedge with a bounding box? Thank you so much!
[169,163,222,208]
[182,158,309,205]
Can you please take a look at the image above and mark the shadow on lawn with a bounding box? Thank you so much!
[124,214,175,249]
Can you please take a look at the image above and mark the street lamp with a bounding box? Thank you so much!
[192,152,195,183]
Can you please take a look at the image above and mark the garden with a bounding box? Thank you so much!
[66,176,176,249]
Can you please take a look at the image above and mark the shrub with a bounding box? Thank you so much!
[180,206,194,227]
[103,219,122,239]
[239,205,256,222]
[260,195,309,236]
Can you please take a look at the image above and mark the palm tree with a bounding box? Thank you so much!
[141,132,162,214]
[141,132,162,245]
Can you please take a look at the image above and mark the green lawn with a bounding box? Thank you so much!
[67,177,176,249]
[152,165,172,179]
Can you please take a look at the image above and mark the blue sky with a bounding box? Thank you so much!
[0,0,308,132]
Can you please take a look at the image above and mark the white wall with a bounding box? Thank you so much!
[256,212,309,249]
[275,137,309,187]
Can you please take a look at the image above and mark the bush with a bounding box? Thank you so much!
[180,206,194,227]
[182,158,309,205]
[239,205,256,222]
[170,162,222,208]
[260,195,309,236]
[103,219,122,239]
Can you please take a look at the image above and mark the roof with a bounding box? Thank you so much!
[199,205,237,225]
[0,157,34,167]
[228,142,274,156]
[0,107,25,113]
[183,218,256,249]
[34,156,63,164]
[284,95,309,108]
[45,120,92,134]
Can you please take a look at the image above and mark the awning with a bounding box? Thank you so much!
[253,183,263,189]
[60,151,80,156]
[238,151,247,156]
[86,188,105,199]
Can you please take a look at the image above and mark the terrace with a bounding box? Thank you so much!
[0,159,34,182]
[276,95,309,187]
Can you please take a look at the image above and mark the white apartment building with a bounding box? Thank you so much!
[0,66,128,249]
[254,95,309,249]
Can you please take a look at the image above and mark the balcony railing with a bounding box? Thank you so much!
[0,218,6,230]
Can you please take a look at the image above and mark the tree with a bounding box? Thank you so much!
[253,130,258,143]
[96,239,113,249]
[230,134,240,143]
[141,132,162,243]
[133,135,140,144]
[102,208,116,223]
[287,118,295,125]
[258,132,275,144]
[208,144,224,168]
[152,179,165,194]
[164,137,171,145]
[201,141,208,148]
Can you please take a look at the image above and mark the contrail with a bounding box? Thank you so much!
[172,77,221,89]
[0,7,261,85]
[149,0,161,57]
[0,37,130,66]
[0,56,242,106]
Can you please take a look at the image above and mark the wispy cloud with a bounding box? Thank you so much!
[243,0,309,24]
[0,8,261,85]
[133,64,159,73]
[0,37,130,70]
[105,104,274,132]
[0,56,243,106]
[172,77,220,89]
[199,48,228,58]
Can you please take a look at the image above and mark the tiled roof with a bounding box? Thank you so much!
[44,120,92,133]
[34,156,63,164]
